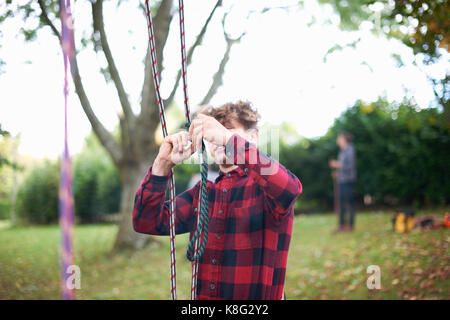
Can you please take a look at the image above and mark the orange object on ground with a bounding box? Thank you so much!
[444,213,450,228]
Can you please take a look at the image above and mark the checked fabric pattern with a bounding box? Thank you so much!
[133,134,302,299]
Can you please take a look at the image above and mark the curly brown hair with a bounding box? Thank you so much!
[200,100,260,130]
[339,131,354,142]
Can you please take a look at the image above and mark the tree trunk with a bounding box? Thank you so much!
[113,162,154,250]
[33,0,233,250]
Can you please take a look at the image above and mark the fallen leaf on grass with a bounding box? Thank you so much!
[412,268,423,275]
[430,288,442,294]
[347,284,357,291]
[419,280,434,289]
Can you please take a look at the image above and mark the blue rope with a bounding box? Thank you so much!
[186,139,210,262]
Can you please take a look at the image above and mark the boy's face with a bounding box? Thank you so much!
[337,134,348,149]
[209,120,258,169]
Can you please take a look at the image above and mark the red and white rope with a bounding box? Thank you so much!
[177,0,202,301]
[144,0,177,300]
[145,0,207,300]
[178,0,191,125]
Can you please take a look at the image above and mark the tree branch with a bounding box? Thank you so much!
[200,11,245,105]
[153,0,175,77]
[246,3,299,19]
[140,0,174,120]
[71,55,122,164]
[37,0,60,39]
[92,0,135,124]
[38,0,122,165]
[165,0,223,107]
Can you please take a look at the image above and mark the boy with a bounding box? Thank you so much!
[329,131,357,232]
[132,101,302,299]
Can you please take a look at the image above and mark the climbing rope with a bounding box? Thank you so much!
[177,0,210,300]
[144,0,210,300]
[59,0,75,300]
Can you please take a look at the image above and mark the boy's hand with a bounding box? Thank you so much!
[189,114,233,152]
[329,159,340,168]
[153,131,193,176]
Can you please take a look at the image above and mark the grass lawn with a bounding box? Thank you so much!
[0,211,448,300]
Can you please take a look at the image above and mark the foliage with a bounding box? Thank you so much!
[15,132,121,225]
[0,124,9,136]
[73,132,121,222]
[319,0,449,115]
[0,202,10,220]
[0,124,12,219]
[17,160,59,224]
[173,163,198,195]
[0,123,11,168]
[0,211,448,299]
[319,0,449,63]
[333,99,450,206]
[281,99,450,210]
[281,136,337,211]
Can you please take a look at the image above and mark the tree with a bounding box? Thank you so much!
[319,0,449,62]
[0,124,10,168]
[0,0,262,249]
[319,0,449,122]
[281,98,450,210]
[0,125,21,223]
[0,124,12,220]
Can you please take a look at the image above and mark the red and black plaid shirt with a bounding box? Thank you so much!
[133,134,302,300]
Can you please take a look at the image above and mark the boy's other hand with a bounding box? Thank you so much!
[329,159,340,168]
[153,131,194,176]
[189,114,233,152]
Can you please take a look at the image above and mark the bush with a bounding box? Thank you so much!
[281,98,450,210]
[0,200,10,220]
[73,132,121,222]
[73,158,99,222]
[16,132,122,225]
[96,163,121,214]
[17,160,59,224]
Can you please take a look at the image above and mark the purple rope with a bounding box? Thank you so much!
[59,0,75,301]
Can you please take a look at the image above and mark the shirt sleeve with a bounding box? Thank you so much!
[224,133,302,220]
[132,166,199,235]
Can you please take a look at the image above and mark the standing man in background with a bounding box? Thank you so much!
[329,132,357,232]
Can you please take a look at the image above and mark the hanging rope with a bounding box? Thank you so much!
[176,0,210,300]
[178,0,191,128]
[144,0,177,300]
[144,0,210,300]
[59,0,75,301]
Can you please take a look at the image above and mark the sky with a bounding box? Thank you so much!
[0,0,448,159]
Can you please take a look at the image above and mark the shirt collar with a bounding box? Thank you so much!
[215,166,247,183]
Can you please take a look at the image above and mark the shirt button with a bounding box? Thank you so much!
[218,210,224,215]
[226,173,231,178]
[215,234,221,240]
[223,189,227,193]
[212,258,217,265]
[210,283,216,290]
